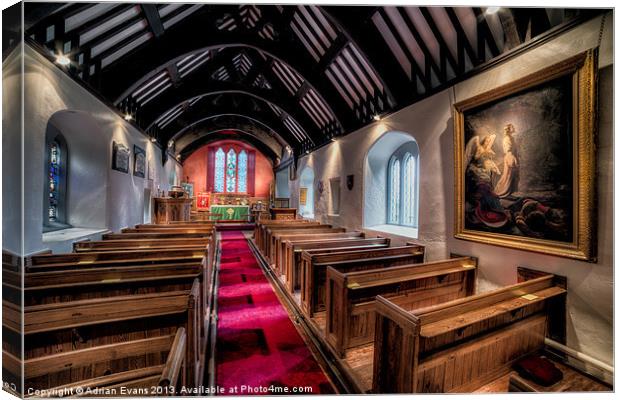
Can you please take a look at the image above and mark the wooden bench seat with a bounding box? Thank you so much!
[261,223,328,259]
[19,328,186,396]
[121,227,213,234]
[273,231,365,276]
[73,237,211,252]
[372,273,567,393]
[300,245,425,316]
[325,257,477,357]
[102,232,211,240]
[133,222,215,229]
[26,248,206,271]
[283,237,390,293]
[255,221,320,254]
[16,280,202,392]
[268,227,346,268]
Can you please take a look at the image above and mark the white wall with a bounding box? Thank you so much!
[288,14,613,364]
[3,45,182,254]
[2,46,23,254]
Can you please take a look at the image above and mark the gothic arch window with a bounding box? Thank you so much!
[387,143,419,228]
[212,146,250,194]
[44,134,70,232]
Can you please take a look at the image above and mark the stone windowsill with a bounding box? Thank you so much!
[365,224,419,239]
[42,227,108,243]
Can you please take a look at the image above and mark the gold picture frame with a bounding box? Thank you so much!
[453,49,597,262]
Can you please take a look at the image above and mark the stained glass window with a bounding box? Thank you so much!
[237,150,248,193]
[214,148,225,192]
[213,147,251,193]
[402,153,415,226]
[48,141,60,221]
[226,148,237,193]
[388,157,400,224]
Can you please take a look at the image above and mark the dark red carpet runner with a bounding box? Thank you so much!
[215,230,334,395]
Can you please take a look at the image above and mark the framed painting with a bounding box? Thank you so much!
[112,141,130,173]
[453,50,597,262]
[300,187,308,205]
[133,145,146,178]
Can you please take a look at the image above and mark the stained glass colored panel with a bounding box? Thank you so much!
[237,150,248,193]
[214,148,225,193]
[48,142,60,221]
[388,157,400,224]
[226,148,237,192]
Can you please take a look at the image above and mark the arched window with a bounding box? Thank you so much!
[213,147,249,193]
[44,134,70,232]
[214,148,225,192]
[237,150,248,193]
[386,144,419,228]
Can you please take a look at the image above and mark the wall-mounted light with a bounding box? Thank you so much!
[330,138,336,142]
[176,154,181,160]
[305,150,310,155]
[168,140,174,148]
[123,113,133,121]
[373,114,382,121]
[55,53,70,66]
[150,137,157,143]
[485,6,501,15]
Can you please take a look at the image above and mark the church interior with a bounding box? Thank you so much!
[1,2,615,396]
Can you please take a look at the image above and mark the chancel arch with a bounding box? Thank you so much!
[364,130,420,237]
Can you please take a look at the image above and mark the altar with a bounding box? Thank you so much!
[210,205,250,221]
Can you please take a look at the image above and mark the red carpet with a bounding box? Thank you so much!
[215,230,334,395]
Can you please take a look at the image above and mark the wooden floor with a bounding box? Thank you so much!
[476,355,611,393]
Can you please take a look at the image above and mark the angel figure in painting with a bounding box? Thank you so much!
[464,133,508,229]
[495,124,520,198]
[464,133,501,184]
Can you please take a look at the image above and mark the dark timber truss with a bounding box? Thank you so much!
[22,3,600,161]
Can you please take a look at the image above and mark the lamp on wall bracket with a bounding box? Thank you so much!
[55,52,70,66]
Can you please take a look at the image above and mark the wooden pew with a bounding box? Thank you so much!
[263,224,332,263]
[17,279,203,392]
[121,227,213,234]
[325,257,477,357]
[254,220,310,254]
[102,232,211,240]
[271,231,365,276]
[133,222,215,229]
[34,328,187,397]
[253,218,304,239]
[98,231,216,270]
[300,244,425,316]
[372,273,566,393]
[255,220,319,254]
[268,227,346,269]
[282,237,390,293]
[73,237,211,252]
[26,248,206,271]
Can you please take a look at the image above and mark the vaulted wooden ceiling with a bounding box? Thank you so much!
[24,3,599,162]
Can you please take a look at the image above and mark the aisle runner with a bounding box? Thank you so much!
[215,230,334,395]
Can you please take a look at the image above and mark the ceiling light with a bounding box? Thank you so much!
[168,140,174,148]
[123,113,133,121]
[330,138,336,142]
[373,114,382,121]
[150,137,157,143]
[176,154,181,160]
[485,6,501,15]
[55,53,70,66]
[305,150,310,154]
